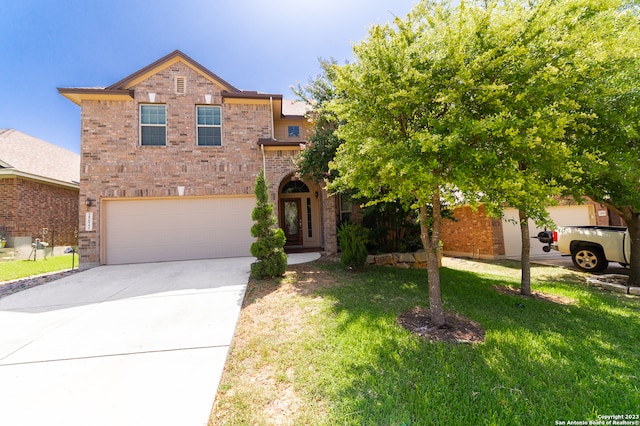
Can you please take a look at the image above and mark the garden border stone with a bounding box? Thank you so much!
[586,274,638,296]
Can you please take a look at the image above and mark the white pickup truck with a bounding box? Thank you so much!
[537,226,631,272]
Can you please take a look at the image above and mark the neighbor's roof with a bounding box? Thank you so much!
[281,99,311,117]
[0,129,80,188]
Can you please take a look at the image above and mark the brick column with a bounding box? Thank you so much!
[321,186,337,254]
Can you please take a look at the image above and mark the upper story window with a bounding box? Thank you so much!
[197,106,222,146]
[140,105,166,146]
[288,125,300,138]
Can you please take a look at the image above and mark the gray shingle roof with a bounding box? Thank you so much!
[0,129,80,185]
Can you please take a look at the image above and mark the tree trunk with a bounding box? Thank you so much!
[519,209,532,296]
[618,206,640,287]
[419,189,445,328]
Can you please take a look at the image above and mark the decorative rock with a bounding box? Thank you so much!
[413,262,428,269]
[396,262,410,269]
[586,279,602,288]
[599,282,629,294]
[374,253,396,266]
[629,287,640,296]
[586,274,633,295]
[414,250,428,263]
[366,255,376,265]
[397,252,416,263]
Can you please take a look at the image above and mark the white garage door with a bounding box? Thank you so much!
[103,196,255,265]
[502,205,596,258]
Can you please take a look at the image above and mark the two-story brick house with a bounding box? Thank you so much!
[59,50,337,269]
[0,129,79,257]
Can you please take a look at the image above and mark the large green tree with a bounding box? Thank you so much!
[577,8,640,285]
[328,2,488,327]
[328,0,640,326]
[464,0,640,289]
[443,0,619,295]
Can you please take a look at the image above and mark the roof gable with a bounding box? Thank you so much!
[0,129,80,186]
[58,50,290,110]
[107,50,240,92]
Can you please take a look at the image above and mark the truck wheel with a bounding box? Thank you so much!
[571,247,608,272]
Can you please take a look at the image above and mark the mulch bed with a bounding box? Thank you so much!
[397,307,485,344]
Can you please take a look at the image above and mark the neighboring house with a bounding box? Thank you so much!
[0,129,80,258]
[440,199,623,259]
[59,50,339,269]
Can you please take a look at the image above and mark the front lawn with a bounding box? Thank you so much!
[0,254,78,282]
[210,258,640,425]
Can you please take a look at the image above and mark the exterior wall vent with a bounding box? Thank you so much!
[175,76,186,94]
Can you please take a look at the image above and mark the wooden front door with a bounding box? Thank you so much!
[281,199,302,245]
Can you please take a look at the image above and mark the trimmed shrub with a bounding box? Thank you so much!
[250,170,287,278]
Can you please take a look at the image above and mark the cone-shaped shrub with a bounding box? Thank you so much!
[250,170,287,278]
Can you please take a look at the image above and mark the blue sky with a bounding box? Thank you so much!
[0,0,418,154]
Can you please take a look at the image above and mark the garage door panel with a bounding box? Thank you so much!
[104,197,255,265]
[502,205,596,258]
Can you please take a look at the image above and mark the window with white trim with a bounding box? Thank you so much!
[197,106,222,146]
[140,104,166,146]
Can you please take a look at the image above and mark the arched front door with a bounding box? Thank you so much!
[279,179,311,247]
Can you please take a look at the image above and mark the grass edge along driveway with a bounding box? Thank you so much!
[210,258,640,426]
[0,254,78,283]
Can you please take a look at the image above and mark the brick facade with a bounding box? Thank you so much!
[63,52,338,267]
[77,63,269,266]
[440,205,505,259]
[0,176,78,246]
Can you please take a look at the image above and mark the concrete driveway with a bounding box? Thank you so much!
[0,257,257,426]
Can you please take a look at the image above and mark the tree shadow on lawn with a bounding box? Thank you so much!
[303,264,640,425]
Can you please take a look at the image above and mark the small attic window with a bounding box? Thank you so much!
[175,76,186,94]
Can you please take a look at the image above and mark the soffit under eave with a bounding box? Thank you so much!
[57,89,135,106]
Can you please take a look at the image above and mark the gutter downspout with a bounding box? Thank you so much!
[258,98,274,196]
[260,96,274,177]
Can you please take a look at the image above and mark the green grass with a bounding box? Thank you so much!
[212,259,640,425]
[0,254,79,282]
